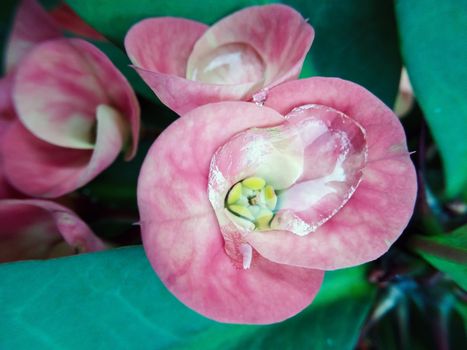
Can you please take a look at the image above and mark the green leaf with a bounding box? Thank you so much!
[0,246,375,349]
[410,225,467,290]
[286,0,402,106]
[396,0,467,198]
[64,0,273,44]
[455,300,467,335]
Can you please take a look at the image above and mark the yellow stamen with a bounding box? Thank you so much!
[227,182,243,205]
[242,176,266,190]
[229,205,255,221]
[255,208,274,229]
[263,185,277,210]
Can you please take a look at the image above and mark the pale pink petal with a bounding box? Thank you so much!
[138,102,323,324]
[243,78,417,269]
[132,68,258,115]
[187,5,313,88]
[49,3,105,40]
[2,106,125,198]
[125,18,208,76]
[0,199,105,262]
[5,0,61,72]
[13,38,139,158]
[126,18,244,116]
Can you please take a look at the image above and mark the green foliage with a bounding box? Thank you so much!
[396,0,467,198]
[64,0,273,44]
[0,247,374,350]
[287,0,402,106]
[412,225,467,290]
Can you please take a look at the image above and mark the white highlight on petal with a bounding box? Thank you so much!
[187,43,265,85]
[239,243,253,269]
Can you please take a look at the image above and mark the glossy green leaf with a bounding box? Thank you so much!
[64,0,273,44]
[286,0,402,106]
[0,246,375,349]
[411,225,467,290]
[396,0,467,198]
[455,300,467,335]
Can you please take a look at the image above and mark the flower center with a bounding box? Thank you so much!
[186,43,265,84]
[225,176,278,231]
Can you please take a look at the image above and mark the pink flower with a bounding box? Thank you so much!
[0,199,105,262]
[0,0,140,198]
[124,5,314,115]
[137,77,417,324]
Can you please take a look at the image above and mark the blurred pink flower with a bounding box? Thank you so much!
[137,77,417,324]
[0,0,140,198]
[4,0,103,74]
[0,76,17,198]
[125,5,314,115]
[0,199,106,263]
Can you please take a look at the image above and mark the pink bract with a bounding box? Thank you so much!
[4,0,61,73]
[5,0,102,74]
[138,77,417,324]
[125,5,314,115]
[0,199,106,262]
[0,75,18,198]
[1,38,140,198]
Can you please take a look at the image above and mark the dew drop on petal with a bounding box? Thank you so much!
[186,43,265,85]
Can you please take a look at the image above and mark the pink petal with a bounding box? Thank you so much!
[244,78,417,269]
[2,106,125,198]
[0,199,105,262]
[138,102,323,324]
[0,176,18,199]
[0,74,15,119]
[125,18,208,77]
[0,76,19,199]
[13,38,139,158]
[187,5,313,88]
[132,68,258,116]
[5,0,61,72]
